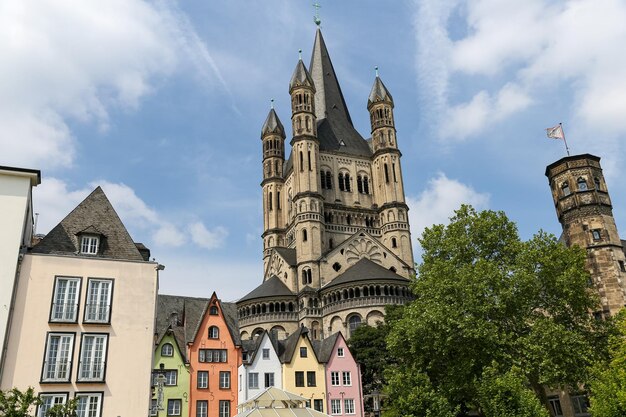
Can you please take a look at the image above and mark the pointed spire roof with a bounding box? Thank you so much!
[368,75,394,107]
[309,29,371,157]
[289,58,315,91]
[32,186,145,261]
[261,108,286,138]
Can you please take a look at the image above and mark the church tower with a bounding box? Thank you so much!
[546,154,626,315]
[261,106,286,269]
[368,72,414,267]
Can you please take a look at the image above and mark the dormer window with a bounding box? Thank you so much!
[81,235,99,254]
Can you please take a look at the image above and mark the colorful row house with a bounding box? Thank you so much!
[238,328,364,417]
[152,293,241,417]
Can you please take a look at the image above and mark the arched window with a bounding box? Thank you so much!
[307,151,312,171]
[594,177,601,190]
[277,191,281,210]
[348,315,362,335]
[268,192,273,211]
[363,176,369,194]
[302,229,308,242]
[562,182,571,196]
[357,176,363,193]
[392,163,397,182]
[391,237,397,248]
[577,177,588,191]
[209,306,219,315]
[338,173,345,191]
[325,171,332,189]
[384,164,389,183]
[208,326,219,339]
[344,173,351,192]
[299,151,304,172]
[161,343,173,357]
[320,170,326,189]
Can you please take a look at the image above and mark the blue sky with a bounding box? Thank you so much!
[3,0,626,301]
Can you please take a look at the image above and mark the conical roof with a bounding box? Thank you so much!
[238,275,294,303]
[289,59,315,91]
[261,108,286,138]
[368,76,394,107]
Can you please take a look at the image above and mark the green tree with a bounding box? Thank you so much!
[45,398,78,417]
[348,321,391,393]
[0,387,40,417]
[588,309,626,417]
[385,205,610,416]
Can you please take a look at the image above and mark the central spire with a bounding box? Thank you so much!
[309,28,354,126]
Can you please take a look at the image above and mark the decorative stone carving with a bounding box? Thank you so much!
[344,237,383,265]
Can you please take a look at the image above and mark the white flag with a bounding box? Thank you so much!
[546,124,564,140]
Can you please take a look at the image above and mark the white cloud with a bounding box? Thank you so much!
[407,173,489,249]
[189,222,228,250]
[0,0,228,170]
[33,178,226,251]
[415,0,626,145]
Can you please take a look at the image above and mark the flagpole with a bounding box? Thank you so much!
[560,122,570,156]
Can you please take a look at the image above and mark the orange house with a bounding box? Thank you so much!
[188,292,241,417]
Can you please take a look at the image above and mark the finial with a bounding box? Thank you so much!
[313,2,321,26]
[270,99,274,109]
[375,66,379,77]
[298,49,302,60]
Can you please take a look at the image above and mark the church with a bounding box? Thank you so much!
[236,28,415,341]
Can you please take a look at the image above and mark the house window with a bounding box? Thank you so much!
[78,334,108,382]
[571,394,590,417]
[337,347,344,357]
[331,399,341,415]
[344,399,355,415]
[76,393,103,417]
[84,279,112,323]
[150,399,158,416]
[37,393,67,417]
[199,349,227,363]
[80,235,99,254]
[295,371,305,387]
[264,372,274,388]
[42,333,74,382]
[577,177,588,191]
[342,371,352,386]
[197,371,208,389]
[167,399,182,416]
[592,229,602,241]
[219,400,230,417]
[548,396,564,417]
[300,347,307,357]
[161,343,174,357]
[219,371,231,389]
[210,306,219,315]
[314,399,323,412]
[165,370,177,386]
[208,326,219,339]
[51,277,80,322]
[197,401,208,417]
[331,371,340,386]
[562,182,570,196]
[262,348,270,359]
[307,371,316,387]
[249,372,259,389]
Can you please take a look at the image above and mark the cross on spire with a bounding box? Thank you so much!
[313,2,321,26]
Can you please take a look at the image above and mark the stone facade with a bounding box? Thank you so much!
[237,28,414,341]
[546,153,626,315]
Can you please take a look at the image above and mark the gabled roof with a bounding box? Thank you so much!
[323,258,409,290]
[368,75,394,107]
[309,29,371,157]
[274,247,297,266]
[245,330,282,365]
[239,275,294,303]
[278,326,319,364]
[221,300,242,346]
[32,186,145,261]
[312,332,340,363]
[261,108,286,139]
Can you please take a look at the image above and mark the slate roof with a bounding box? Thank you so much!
[239,275,294,303]
[309,29,372,158]
[322,258,409,290]
[289,59,315,91]
[32,186,145,261]
[274,247,297,266]
[368,76,394,107]
[261,108,286,139]
[312,332,340,363]
[278,326,308,363]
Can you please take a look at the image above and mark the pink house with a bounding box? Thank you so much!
[319,333,364,417]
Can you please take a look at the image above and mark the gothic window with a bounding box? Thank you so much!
[392,163,397,182]
[338,173,345,191]
[299,152,304,172]
[277,192,281,210]
[391,237,397,248]
[384,164,389,183]
[594,177,601,190]
[344,173,351,192]
[357,176,363,193]
[577,177,588,191]
[562,182,571,196]
[268,192,273,211]
[302,229,308,242]
[325,171,332,189]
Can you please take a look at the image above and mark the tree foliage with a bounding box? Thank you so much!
[385,205,610,416]
[0,387,40,417]
[45,398,78,417]
[588,309,626,417]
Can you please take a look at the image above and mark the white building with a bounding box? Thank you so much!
[238,331,283,404]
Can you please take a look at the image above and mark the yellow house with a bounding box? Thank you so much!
[280,327,327,413]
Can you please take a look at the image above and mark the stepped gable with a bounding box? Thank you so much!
[32,186,144,261]
[309,29,371,157]
[324,258,409,289]
[239,275,294,303]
